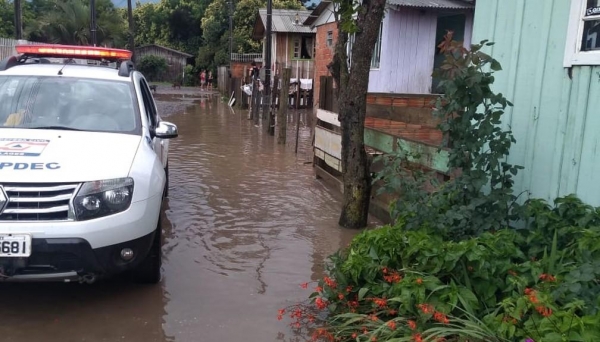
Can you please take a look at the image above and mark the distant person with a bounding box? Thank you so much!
[208,71,213,90]
[250,62,259,80]
[199,70,206,90]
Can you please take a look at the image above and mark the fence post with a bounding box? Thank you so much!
[267,74,278,136]
[252,78,260,125]
[277,68,291,144]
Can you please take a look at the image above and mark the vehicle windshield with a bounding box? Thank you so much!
[0,76,138,133]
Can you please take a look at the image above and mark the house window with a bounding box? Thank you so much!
[564,0,600,66]
[292,35,314,59]
[371,21,383,68]
[326,31,333,47]
[345,20,383,69]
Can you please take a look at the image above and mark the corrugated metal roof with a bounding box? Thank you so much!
[303,1,332,27]
[135,44,193,58]
[258,9,316,34]
[386,0,474,9]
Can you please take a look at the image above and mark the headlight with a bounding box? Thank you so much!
[73,178,134,221]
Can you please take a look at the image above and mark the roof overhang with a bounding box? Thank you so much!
[303,1,332,27]
[386,0,474,10]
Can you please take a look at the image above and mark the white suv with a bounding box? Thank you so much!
[0,44,177,284]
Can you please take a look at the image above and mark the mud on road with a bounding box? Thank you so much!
[0,86,379,342]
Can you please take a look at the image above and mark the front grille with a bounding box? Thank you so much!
[0,183,80,221]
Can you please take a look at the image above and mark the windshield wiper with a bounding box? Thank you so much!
[29,125,83,131]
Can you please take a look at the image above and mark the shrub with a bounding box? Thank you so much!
[278,33,600,342]
[136,55,168,82]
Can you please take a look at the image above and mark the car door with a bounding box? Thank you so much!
[138,78,165,167]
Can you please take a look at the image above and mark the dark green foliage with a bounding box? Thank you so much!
[137,55,168,81]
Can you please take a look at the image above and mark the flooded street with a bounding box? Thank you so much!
[0,91,379,341]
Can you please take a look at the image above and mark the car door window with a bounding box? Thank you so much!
[139,79,157,129]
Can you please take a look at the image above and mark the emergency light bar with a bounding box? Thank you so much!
[15,44,133,60]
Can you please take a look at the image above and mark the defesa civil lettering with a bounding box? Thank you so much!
[0,162,61,170]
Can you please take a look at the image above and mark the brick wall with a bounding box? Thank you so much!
[313,22,338,112]
[230,61,262,80]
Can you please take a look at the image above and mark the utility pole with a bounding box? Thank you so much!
[13,0,22,40]
[90,0,97,46]
[228,0,233,72]
[127,0,135,60]
[263,0,273,134]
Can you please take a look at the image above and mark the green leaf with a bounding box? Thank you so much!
[358,287,369,301]
[490,59,502,71]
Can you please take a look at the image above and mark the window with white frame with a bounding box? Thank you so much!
[346,20,383,69]
[326,31,333,47]
[564,0,600,66]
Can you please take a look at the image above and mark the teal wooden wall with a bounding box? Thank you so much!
[472,0,600,206]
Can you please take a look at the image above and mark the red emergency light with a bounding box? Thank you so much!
[15,44,132,60]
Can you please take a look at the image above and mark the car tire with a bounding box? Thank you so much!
[132,216,162,284]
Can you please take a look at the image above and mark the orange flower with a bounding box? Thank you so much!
[324,276,337,288]
[539,273,556,282]
[373,297,388,308]
[536,306,553,317]
[417,303,434,314]
[524,288,533,295]
[369,314,379,321]
[412,333,423,342]
[301,282,309,289]
[433,311,449,325]
[386,320,397,330]
[416,278,423,285]
[407,320,417,330]
[315,297,328,310]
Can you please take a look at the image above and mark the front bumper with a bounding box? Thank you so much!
[0,231,155,282]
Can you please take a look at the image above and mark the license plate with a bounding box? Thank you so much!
[0,234,32,257]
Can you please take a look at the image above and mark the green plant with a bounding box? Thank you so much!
[137,55,168,82]
[374,33,524,240]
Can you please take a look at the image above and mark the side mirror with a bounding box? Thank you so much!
[155,121,178,139]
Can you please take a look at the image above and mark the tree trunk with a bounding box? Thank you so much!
[333,0,386,229]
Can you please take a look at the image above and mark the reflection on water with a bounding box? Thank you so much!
[0,93,378,342]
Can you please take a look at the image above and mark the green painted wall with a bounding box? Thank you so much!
[473,0,600,205]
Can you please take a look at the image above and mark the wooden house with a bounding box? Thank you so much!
[252,8,316,80]
[309,0,475,222]
[134,44,193,83]
[472,0,600,206]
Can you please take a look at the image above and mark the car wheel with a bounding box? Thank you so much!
[132,216,162,284]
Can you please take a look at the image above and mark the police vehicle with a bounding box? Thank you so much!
[0,44,178,284]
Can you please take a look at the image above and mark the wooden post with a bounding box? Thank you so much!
[277,68,291,144]
[295,106,301,154]
[295,80,301,109]
[251,78,260,123]
[267,75,279,135]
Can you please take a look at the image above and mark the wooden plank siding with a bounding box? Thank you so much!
[367,7,474,95]
[134,45,190,83]
[473,0,600,206]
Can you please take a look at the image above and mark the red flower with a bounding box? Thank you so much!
[386,320,397,330]
[407,320,417,330]
[539,273,556,282]
[416,278,423,285]
[301,282,309,289]
[536,306,553,317]
[373,297,388,308]
[417,303,434,314]
[315,286,323,293]
[338,293,345,300]
[412,333,423,342]
[315,297,328,310]
[277,308,285,321]
[433,311,450,325]
[324,276,337,288]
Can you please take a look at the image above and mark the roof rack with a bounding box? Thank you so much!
[0,44,136,77]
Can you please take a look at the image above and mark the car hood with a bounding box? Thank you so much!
[0,129,142,183]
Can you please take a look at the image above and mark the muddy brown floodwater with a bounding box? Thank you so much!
[0,89,380,342]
